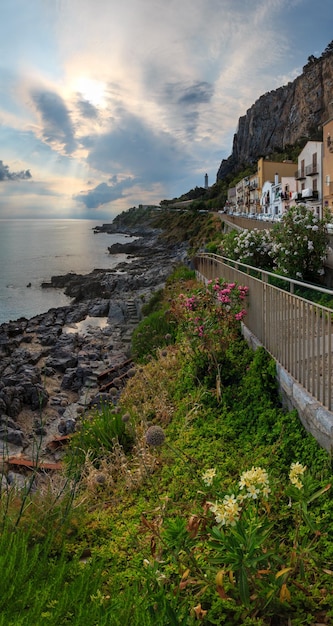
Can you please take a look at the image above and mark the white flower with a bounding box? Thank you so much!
[202,468,217,486]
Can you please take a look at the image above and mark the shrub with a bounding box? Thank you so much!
[131,310,176,362]
[69,403,133,465]
[221,228,273,270]
[270,205,329,281]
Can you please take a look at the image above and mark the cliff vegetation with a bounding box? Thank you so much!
[1,223,333,624]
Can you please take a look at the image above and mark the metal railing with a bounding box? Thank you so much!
[194,253,333,410]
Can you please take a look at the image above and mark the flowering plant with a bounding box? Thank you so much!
[175,277,248,344]
[220,205,329,283]
[141,449,331,618]
[204,462,331,608]
[172,278,248,394]
[221,227,274,270]
[270,205,329,281]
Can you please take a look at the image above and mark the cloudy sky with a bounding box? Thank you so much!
[0,0,332,220]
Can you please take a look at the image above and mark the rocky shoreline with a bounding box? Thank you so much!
[0,226,188,488]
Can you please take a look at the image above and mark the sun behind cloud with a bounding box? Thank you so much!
[74,77,107,108]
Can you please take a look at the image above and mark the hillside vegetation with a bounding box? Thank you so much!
[113,204,223,252]
[1,210,333,625]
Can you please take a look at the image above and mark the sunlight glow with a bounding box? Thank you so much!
[74,77,107,108]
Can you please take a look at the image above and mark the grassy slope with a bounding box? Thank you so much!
[0,208,332,625]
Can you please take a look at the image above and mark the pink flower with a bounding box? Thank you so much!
[185,296,196,310]
[219,295,231,304]
[235,309,247,320]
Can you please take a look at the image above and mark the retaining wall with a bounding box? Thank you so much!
[242,324,333,454]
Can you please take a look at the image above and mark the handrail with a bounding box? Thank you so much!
[194,253,333,411]
[196,252,333,298]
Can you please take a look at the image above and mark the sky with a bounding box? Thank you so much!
[0,0,332,221]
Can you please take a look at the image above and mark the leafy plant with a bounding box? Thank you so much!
[131,310,176,361]
[271,205,329,281]
[221,228,274,270]
[69,402,133,465]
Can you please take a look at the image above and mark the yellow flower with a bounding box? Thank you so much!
[239,466,270,498]
[209,495,241,527]
[289,462,306,489]
[202,468,216,486]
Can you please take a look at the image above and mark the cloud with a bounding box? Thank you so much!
[31,89,77,154]
[84,109,193,185]
[1,0,332,219]
[76,97,99,120]
[75,178,133,209]
[176,81,214,105]
[0,160,32,181]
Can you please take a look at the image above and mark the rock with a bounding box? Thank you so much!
[58,417,76,435]
[0,426,26,447]
[217,52,333,180]
[46,351,78,372]
[0,415,18,429]
[0,223,189,471]
[7,471,36,492]
[108,301,125,325]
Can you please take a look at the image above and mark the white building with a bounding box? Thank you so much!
[260,175,296,219]
[294,141,323,217]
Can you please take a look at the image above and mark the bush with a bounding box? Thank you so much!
[131,310,176,362]
[221,228,273,270]
[270,205,329,281]
[70,403,133,465]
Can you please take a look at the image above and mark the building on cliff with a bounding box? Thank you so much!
[323,117,333,213]
[225,141,330,220]
[293,141,323,217]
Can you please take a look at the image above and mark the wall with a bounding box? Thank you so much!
[242,325,333,453]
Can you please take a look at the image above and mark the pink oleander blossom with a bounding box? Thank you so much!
[219,295,231,304]
[235,309,247,321]
[185,296,197,310]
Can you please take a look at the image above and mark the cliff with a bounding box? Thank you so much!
[217,49,333,180]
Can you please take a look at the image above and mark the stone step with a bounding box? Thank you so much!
[126,300,140,322]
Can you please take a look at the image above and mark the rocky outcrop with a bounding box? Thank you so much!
[0,226,188,482]
[217,50,333,179]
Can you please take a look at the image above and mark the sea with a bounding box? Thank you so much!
[0,219,135,326]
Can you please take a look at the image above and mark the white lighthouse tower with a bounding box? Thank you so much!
[204,173,208,189]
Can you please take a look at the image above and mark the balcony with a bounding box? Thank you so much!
[300,189,319,200]
[305,164,319,176]
[295,169,306,180]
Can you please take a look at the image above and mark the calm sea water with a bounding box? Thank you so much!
[0,219,133,325]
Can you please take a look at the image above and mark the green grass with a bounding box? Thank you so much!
[1,268,332,625]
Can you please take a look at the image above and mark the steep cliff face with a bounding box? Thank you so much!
[217,52,333,180]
